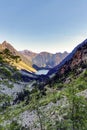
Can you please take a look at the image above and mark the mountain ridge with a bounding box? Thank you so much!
[20,50,69,68]
[0,41,36,72]
[47,39,87,77]
[0,39,87,130]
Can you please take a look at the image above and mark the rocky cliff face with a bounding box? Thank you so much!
[48,39,87,76]
[19,50,37,61]
[20,50,68,68]
[0,41,18,55]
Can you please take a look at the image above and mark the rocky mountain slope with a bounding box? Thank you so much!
[19,50,37,61]
[0,41,36,72]
[48,39,87,77]
[0,39,87,130]
[20,50,68,68]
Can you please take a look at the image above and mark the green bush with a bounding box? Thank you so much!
[0,67,12,77]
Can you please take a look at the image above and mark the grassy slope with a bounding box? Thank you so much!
[1,48,37,73]
[0,68,87,129]
[12,60,36,73]
[0,50,87,129]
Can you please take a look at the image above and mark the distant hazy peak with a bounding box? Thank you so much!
[21,50,37,54]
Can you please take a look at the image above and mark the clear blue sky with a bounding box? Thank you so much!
[0,0,87,53]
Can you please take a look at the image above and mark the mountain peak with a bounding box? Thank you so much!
[2,40,10,46]
[48,39,87,76]
[0,40,36,72]
[0,41,18,55]
[2,40,8,44]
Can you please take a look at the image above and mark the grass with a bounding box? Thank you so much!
[0,56,87,130]
[13,60,36,72]
[0,48,37,73]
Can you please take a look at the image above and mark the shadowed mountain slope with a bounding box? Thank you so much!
[47,39,87,77]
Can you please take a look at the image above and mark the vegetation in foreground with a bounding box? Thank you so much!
[0,42,87,130]
[0,66,87,130]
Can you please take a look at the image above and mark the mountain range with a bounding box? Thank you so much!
[0,41,69,72]
[0,39,87,130]
[20,50,68,68]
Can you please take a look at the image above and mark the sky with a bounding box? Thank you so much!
[0,0,87,53]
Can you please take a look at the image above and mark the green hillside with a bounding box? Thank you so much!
[0,59,87,130]
[0,40,87,130]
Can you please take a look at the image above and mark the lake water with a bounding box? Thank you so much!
[35,69,49,75]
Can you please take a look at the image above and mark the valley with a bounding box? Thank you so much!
[0,39,87,130]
